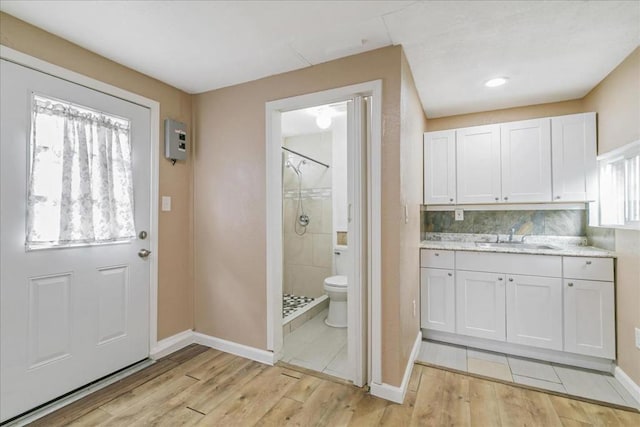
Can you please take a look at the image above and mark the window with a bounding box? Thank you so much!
[26,94,136,249]
[597,140,640,229]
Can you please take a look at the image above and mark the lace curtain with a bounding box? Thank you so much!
[26,95,136,248]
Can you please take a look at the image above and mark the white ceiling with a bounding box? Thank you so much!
[2,1,638,118]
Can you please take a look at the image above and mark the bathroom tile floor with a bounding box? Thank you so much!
[417,339,640,410]
[281,308,349,380]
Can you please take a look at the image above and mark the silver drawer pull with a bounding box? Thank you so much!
[568,282,574,287]
[586,261,592,265]
[508,278,513,282]
[448,273,453,277]
[498,277,503,281]
[434,253,439,256]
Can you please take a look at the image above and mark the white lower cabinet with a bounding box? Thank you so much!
[455,271,506,341]
[420,268,455,333]
[506,274,563,350]
[564,279,615,359]
[420,249,616,362]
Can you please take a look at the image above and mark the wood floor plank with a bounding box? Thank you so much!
[27,345,640,427]
[164,344,210,364]
[549,394,595,424]
[66,408,113,426]
[253,396,304,427]
[409,370,445,426]
[29,358,178,426]
[183,358,267,414]
[580,400,635,427]
[282,380,358,427]
[468,376,502,427]
[521,387,563,427]
[494,381,537,426]
[196,366,298,426]
[438,370,471,426]
[284,373,323,403]
[339,392,386,427]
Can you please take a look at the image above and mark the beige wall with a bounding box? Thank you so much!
[194,45,421,386]
[395,50,426,381]
[426,99,584,131]
[584,47,640,385]
[0,12,194,340]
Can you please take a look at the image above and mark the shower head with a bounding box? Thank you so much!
[286,157,306,176]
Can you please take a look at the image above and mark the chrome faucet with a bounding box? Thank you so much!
[508,228,515,242]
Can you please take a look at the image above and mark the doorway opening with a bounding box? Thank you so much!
[266,81,382,388]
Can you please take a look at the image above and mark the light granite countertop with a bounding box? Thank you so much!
[420,233,616,258]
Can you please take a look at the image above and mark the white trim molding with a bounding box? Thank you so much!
[265,80,382,388]
[614,366,640,406]
[0,45,161,357]
[149,329,276,366]
[193,333,275,366]
[150,329,195,360]
[370,331,422,404]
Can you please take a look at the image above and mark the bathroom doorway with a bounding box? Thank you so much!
[280,101,349,379]
[265,81,382,388]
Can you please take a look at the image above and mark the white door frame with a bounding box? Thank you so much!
[265,81,382,387]
[0,45,161,353]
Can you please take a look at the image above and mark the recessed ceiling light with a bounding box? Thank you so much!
[485,77,509,88]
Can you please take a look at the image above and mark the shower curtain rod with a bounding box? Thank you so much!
[281,146,330,168]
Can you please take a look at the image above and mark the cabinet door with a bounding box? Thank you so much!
[420,268,455,332]
[564,279,615,359]
[506,274,562,350]
[551,113,597,202]
[500,119,552,203]
[424,131,456,205]
[456,125,501,204]
[455,270,506,341]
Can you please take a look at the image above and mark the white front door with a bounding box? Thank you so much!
[0,59,151,422]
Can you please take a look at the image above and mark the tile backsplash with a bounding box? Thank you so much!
[421,209,586,238]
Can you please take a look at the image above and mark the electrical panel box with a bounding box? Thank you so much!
[164,119,187,161]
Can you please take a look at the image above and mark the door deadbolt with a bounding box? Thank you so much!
[139,230,148,240]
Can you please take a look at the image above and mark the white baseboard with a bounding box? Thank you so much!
[193,332,275,366]
[370,331,422,404]
[614,366,640,405]
[150,329,195,360]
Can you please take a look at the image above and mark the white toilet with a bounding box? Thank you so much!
[324,247,348,328]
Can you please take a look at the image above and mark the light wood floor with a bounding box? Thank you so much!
[30,344,640,426]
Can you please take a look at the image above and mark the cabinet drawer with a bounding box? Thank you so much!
[420,249,454,269]
[456,251,561,277]
[563,257,613,281]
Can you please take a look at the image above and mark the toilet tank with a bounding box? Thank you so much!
[334,246,349,275]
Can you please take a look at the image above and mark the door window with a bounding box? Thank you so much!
[26,94,136,249]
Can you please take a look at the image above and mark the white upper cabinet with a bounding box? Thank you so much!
[423,130,456,204]
[501,119,552,203]
[551,113,597,202]
[456,125,501,204]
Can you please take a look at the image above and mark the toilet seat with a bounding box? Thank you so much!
[324,275,347,288]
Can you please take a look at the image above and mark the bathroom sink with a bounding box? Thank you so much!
[475,242,558,250]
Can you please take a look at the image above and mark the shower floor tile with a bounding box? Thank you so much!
[283,293,314,318]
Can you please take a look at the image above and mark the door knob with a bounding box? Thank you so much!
[138,249,152,259]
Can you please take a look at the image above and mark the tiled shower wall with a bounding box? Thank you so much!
[421,209,587,239]
[283,132,333,298]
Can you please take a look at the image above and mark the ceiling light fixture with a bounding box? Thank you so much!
[315,108,333,129]
[485,77,509,88]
